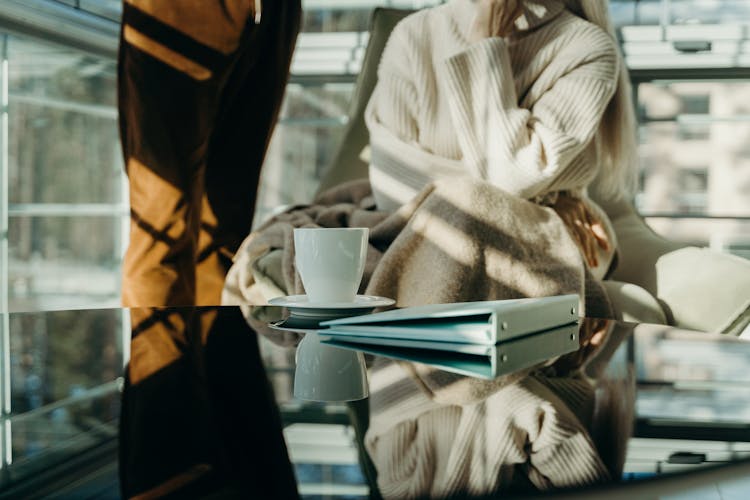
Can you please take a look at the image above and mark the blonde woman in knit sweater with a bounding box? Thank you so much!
[361,0,638,496]
[365,0,638,279]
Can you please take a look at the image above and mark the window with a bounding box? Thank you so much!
[255,81,354,225]
[2,33,124,313]
[635,80,750,250]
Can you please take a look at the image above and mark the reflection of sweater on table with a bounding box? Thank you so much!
[364,317,634,499]
[366,0,618,279]
[366,359,610,498]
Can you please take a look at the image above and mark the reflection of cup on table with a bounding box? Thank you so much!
[294,332,368,402]
[293,227,368,303]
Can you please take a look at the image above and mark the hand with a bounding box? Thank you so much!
[552,195,611,268]
[470,0,525,41]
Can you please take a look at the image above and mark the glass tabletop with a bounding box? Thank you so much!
[3,304,750,499]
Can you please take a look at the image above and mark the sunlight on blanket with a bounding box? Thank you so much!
[485,246,563,297]
[410,210,477,266]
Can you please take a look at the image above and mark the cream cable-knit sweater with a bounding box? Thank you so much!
[365,0,619,274]
[366,0,619,208]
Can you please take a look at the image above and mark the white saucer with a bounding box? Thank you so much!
[269,294,395,309]
[268,321,322,335]
[268,294,395,319]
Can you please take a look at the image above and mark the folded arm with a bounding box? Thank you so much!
[439,35,618,199]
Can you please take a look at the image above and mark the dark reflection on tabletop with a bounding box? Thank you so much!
[10,306,748,498]
[121,304,626,498]
[2,309,123,491]
[120,306,299,499]
[7,305,750,498]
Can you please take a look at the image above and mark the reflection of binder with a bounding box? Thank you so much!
[321,295,579,345]
[321,322,580,380]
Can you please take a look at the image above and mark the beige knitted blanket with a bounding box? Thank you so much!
[223,177,611,316]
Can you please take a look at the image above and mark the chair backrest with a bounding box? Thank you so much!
[315,8,413,195]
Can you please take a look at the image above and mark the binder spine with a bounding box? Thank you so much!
[495,296,578,342]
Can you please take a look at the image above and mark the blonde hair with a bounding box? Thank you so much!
[564,0,639,200]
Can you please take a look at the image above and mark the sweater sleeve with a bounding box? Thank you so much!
[520,377,611,488]
[365,28,420,145]
[439,35,618,199]
[365,22,468,211]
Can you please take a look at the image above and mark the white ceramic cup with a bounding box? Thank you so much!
[293,227,368,303]
[294,333,369,402]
